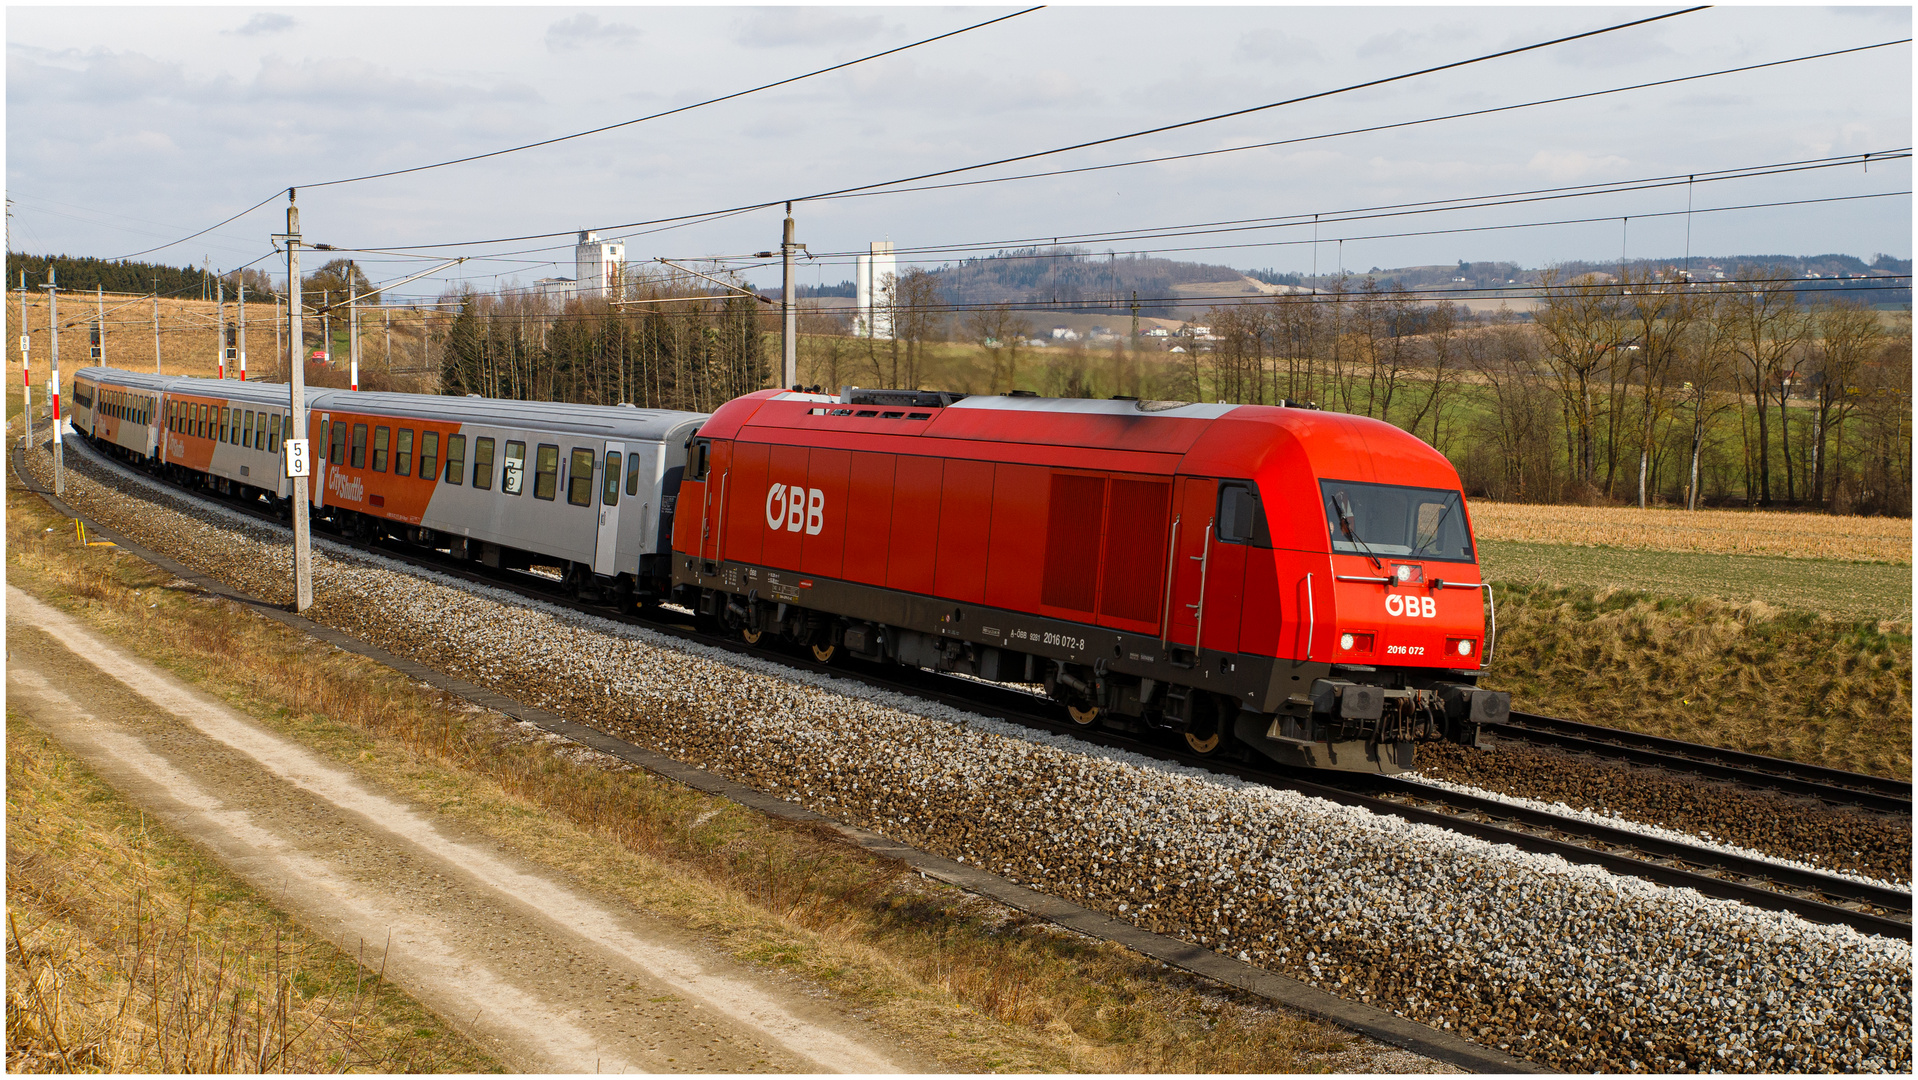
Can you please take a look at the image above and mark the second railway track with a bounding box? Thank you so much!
[35,432,1915,941]
[1485,712,1913,815]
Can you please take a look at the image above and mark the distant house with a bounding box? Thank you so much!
[1050,326,1081,341]
[1144,327,1171,338]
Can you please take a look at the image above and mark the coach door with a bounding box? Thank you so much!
[1166,476,1218,653]
[593,441,624,576]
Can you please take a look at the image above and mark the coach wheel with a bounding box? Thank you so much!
[810,642,837,663]
[1067,703,1100,727]
[740,625,764,646]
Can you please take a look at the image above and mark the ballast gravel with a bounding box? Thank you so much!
[25,436,1914,1073]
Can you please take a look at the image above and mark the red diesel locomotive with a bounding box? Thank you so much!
[670,388,1507,773]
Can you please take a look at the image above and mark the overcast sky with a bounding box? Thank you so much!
[6,4,1911,301]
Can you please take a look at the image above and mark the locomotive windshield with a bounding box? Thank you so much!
[1320,479,1474,563]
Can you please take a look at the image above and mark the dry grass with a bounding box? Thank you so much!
[5,484,1356,1073]
[5,721,500,1073]
[1470,500,1911,564]
[1483,583,1912,779]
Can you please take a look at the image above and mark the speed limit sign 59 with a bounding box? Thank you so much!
[285,438,311,478]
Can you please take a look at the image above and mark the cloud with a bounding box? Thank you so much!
[1234,29,1322,66]
[1526,149,1630,182]
[546,13,642,52]
[732,7,884,48]
[230,13,295,37]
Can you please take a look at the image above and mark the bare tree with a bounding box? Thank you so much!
[1618,268,1696,506]
[1532,269,1626,490]
[1725,264,1812,505]
[1807,299,1886,508]
[965,302,1030,392]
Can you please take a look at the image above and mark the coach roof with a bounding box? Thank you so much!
[315,391,707,442]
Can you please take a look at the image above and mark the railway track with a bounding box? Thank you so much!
[40,436,1917,941]
[1485,712,1913,816]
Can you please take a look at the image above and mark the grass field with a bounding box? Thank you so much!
[1479,540,1913,624]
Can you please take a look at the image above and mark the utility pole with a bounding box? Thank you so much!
[383,309,391,369]
[152,291,161,373]
[40,268,63,494]
[275,295,283,380]
[348,263,360,391]
[95,285,105,366]
[322,292,331,368]
[238,282,248,380]
[273,190,314,611]
[19,272,32,455]
[216,277,227,379]
[782,203,803,389]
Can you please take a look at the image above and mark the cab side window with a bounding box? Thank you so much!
[689,439,711,480]
[1217,482,1273,547]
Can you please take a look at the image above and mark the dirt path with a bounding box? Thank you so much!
[6,585,919,1074]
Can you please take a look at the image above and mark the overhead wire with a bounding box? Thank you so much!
[806,38,1911,204]
[99,7,1044,263]
[349,5,1713,254]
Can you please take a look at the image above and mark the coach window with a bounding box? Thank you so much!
[472,437,495,490]
[246,411,258,448]
[372,426,390,472]
[329,420,347,465]
[567,448,594,506]
[532,444,559,500]
[443,434,464,485]
[266,414,280,453]
[220,407,231,443]
[602,450,621,506]
[502,441,527,495]
[625,451,642,497]
[351,424,369,469]
[395,429,414,477]
[419,431,439,481]
[1217,482,1273,547]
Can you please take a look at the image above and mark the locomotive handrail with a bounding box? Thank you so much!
[1304,572,1316,661]
[1159,516,1180,649]
[1334,574,1394,584]
[1191,522,1213,651]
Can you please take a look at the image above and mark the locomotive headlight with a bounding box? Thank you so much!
[1340,633,1355,651]
[1457,638,1474,656]
[1396,564,1412,582]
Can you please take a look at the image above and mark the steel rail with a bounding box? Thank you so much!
[1489,711,1912,815]
[52,434,1916,940]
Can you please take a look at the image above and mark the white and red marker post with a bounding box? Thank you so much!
[216,278,226,379]
[237,282,247,380]
[41,267,63,494]
[19,273,32,456]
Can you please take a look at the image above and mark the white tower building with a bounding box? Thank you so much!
[853,240,897,340]
[575,230,625,299]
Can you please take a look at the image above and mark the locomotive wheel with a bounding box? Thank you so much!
[1184,728,1222,755]
[810,642,837,663]
[1067,703,1100,727]
[1183,694,1227,756]
[740,626,764,646]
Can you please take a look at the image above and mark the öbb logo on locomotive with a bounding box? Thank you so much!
[1384,593,1437,618]
[765,483,825,535]
[67,373,1507,777]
